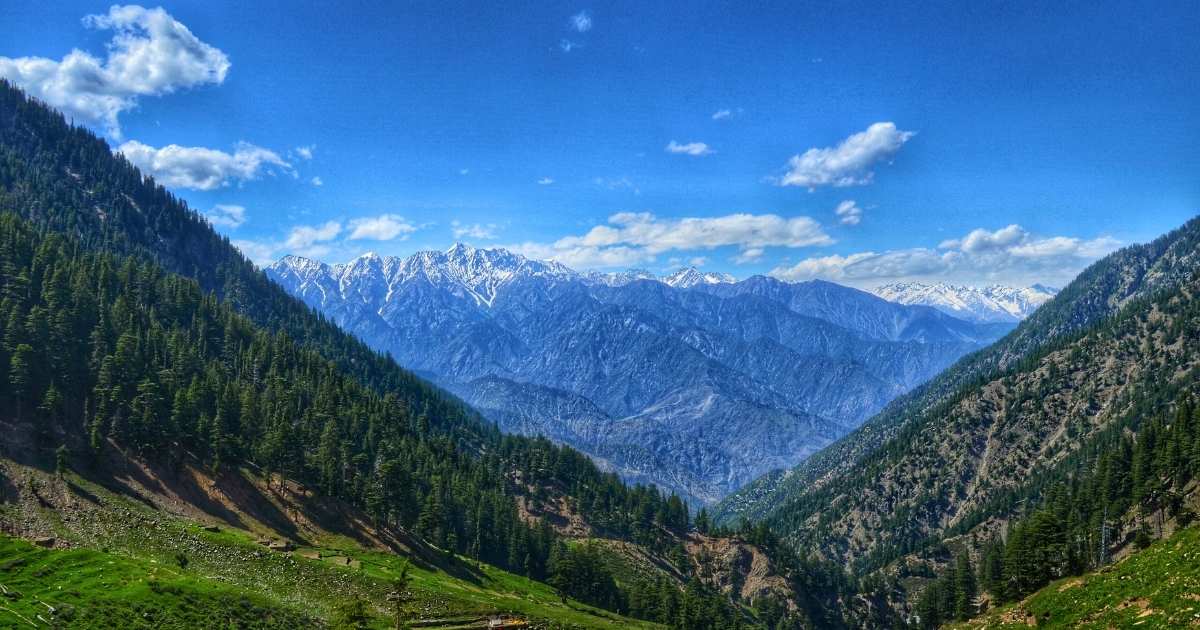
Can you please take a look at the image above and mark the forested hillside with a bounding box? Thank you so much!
[0,81,864,627]
[915,394,1200,627]
[716,217,1200,530]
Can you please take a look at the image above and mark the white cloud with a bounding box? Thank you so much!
[507,211,831,268]
[665,140,714,156]
[835,200,863,226]
[559,39,581,53]
[311,176,324,187]
[711,107,743,121]
[733,248,764,264]
[769,224,1120,288]
[451,221,499,240]
[537,177,555,185]
[294,145,315,160]
[232,239,279,266]
[347,215,417,241]
[0,5,229,138]
[940,224,1028,253]
[205,204,246,229]
[594,176,640,194]
[570,11,593,32]
[285,221,343,250]
[776,122,914,190]
[233,216,426,265]
[459,168,470,175]
[117,140,294,190]
[689,256,708,266]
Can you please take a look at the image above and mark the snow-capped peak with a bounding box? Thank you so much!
[662,266,737,289]
[871,281,1057,323]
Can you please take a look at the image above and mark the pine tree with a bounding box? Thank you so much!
[954,552,977,620]
[9,343,32,419]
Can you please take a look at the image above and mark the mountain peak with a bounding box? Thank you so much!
[446,242,477,257]
[662,266,736,288]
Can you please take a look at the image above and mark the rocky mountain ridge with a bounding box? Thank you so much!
[268,244,1009,504]
[871,281,1058,323]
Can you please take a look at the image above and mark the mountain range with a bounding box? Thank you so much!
[268,245,1013,504]
[871,281,1058,323]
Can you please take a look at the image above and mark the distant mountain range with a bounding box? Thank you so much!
[268,245,1013,504]
[871,281,1058,323]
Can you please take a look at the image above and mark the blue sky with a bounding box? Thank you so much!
[2,1,1196,288]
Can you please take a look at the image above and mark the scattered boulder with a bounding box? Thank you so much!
[32,537,55,548]
[202,525,220,533]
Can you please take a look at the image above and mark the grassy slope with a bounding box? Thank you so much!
[953,525,1200,629]
[0,464,659,629]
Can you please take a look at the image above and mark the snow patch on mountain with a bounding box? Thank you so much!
[871,282,1058,323]
[662,266,737,288]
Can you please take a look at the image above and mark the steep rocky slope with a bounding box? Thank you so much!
[715,217,1200,568]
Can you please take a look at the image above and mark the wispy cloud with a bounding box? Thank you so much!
[835,200,863,225]
[775,122,914,190]
[665,140,714,156]
[537,177,555,185]
[0,5,229,138]
[117,140,294,190]
[451,221,499,240]
[508,211,831,268]
[205,204,247,229]
[294,145,315,160]
[569,11,593,32]
[711,107,743,121]
[769,224,1119,287]
[594,176,640,194]
[559,39,581,53]
[311,176,324,187]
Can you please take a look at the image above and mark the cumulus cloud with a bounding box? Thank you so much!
[0,5,229,138]
[835,200,863,225]
[665,140,714,156]
[205,204,246,229]
[570,11,593,32]
[234,216,425,265]
[507,211,831,268]
[451,221,499,240]
[294,145,315,160]
[769,224,1120,288]
[347,215,417,241]
[285,221,343,250]
[311,176,324,187]
[117,140,294,190]
[235,220,343,264]
[776,122,914,190]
